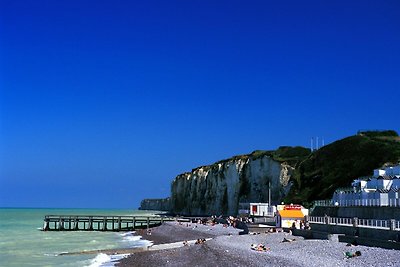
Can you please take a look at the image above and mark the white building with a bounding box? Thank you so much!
[249,203,276,217]
[332,164,400,207]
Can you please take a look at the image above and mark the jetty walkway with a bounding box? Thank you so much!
[42,215,175,231]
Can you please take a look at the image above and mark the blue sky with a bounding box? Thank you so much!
[1,0,399,208]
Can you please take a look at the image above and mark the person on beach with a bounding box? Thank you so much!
[344,251,361,258]
[251,243,270,252]
[195,238,206,244]
[233,219,249,235]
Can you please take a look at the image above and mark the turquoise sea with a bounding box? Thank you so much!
[0,208,156,267]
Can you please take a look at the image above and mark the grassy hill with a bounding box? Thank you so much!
[284,130,400,206]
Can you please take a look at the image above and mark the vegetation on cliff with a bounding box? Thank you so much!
[216,146,311,166]
[190,146,311,173]
[285,130,400,206]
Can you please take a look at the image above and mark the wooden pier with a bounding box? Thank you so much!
[42,215,175,231]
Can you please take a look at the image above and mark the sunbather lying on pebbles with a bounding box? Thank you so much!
[344,250,361,259]
[282,237,296,243]
[195,238,206,244]
[251,244,270,252]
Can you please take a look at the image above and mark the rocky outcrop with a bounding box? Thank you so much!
[170,155,294,216]
[139,198,171,211]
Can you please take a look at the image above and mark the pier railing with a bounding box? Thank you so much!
[308,216,400,231]
[42,215,175,231]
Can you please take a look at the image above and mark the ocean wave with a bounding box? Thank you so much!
[118,232,153,248]
[121,235,141,242]
[43,253,58,257]
[87,253,129,267]
[119,231,135,237]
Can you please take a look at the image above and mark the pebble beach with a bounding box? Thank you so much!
[115,221,400,267]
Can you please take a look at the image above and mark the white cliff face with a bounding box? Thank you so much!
[170,155,294,216]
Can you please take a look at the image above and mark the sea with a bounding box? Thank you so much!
[0,208,156,267]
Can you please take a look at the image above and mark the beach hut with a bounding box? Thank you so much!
[275,205,307,228]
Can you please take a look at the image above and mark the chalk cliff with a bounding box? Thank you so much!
[139,198,171,211]
[170,154,294,216]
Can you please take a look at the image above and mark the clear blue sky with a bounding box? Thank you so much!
[1,1,399,208]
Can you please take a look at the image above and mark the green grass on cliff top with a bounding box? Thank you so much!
[190,146,311,173]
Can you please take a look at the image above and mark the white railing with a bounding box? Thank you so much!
[308,216,325,223]
[308,216,399,231]
[314,198,400,207]
[331,217,352,225]
[358,219,388,229]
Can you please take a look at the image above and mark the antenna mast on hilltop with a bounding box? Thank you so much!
[311,136,326,151]
[311,137,314,152]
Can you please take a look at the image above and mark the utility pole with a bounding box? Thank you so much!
[268,179,271,205]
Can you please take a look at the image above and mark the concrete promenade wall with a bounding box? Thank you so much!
[309,223,400,241]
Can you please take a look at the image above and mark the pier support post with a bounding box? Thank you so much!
[88,217,93,231]
[58,218,64,230]
[147,217,150,228]
[117,217,121,231]
[103,217,107,231]
[73,218,79,230]
[43,219,50,231]
[132,217,136,230]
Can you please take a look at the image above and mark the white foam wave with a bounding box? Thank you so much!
[119,231,135,237]
[43,253,58,257]
[87,253,110,267]
[121,235,141,242]
[87,253,129,267]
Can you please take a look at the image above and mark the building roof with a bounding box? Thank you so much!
[278,209,305,218]
[377,189,390,193]
[377,175,400,180]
